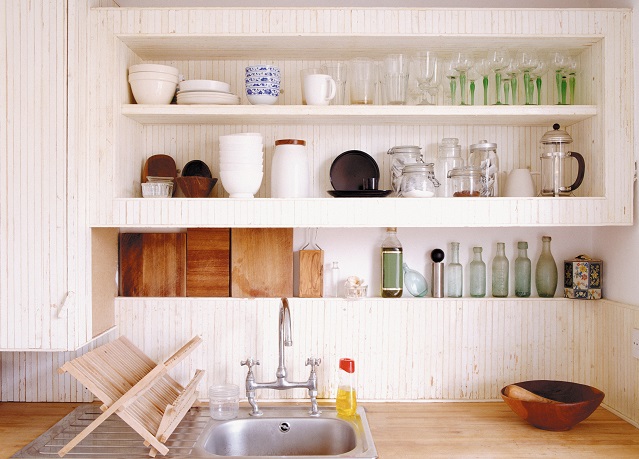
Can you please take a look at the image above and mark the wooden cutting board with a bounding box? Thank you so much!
[299,249,324,297]
[119,233,186,297]
[186,228,230,297]
[231,228,293,298]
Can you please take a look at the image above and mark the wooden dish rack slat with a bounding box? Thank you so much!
[57,335,205,457]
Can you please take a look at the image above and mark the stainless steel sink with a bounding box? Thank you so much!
[192,406,378,458]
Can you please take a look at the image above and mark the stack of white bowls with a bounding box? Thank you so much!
[219,133,264,198]
[128,64,179,104]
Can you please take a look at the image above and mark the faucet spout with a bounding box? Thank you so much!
[277,298,292,379]
[242,298,322,416]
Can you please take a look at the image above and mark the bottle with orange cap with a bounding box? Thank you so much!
[336,358,357,417]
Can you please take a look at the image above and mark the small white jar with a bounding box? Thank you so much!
[271,139,310,198]
[209,384,240,420]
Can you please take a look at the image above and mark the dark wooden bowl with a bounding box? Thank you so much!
[182,160,212,178]
[176,176,217,198]
[501,380,605,431]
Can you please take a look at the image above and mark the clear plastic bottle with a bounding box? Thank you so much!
[327,261,340,297]
[336,358,357,417]
[491,242,509,297]
[470,246,486,298]
[447,242,463,298]
[536,236,558,297]
[515,241,531,297]
[381,228,403,298]
[435,138,464,197]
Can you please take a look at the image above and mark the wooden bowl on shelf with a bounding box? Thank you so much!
[501,380,605,431]
[176,176,217,198]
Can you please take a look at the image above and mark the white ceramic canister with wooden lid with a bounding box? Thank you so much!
[271,139,310,198]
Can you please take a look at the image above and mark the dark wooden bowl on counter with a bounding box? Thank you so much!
[176,176,217,197]
[501,380,605,431]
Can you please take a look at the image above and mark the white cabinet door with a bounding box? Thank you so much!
[0,0,71,350]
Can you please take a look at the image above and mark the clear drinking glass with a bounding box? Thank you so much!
[321,62,348,105]
[504,58,519,105]
[381,54,410,105]
[349,58,378,105]
[209,384,240,420]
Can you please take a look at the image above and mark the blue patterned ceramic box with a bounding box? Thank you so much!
[564,255,602,300]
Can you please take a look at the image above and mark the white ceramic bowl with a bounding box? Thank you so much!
[247,94,279,105]
[129,63,179,76]
[219,163,264,172]
[219,152,263,162]
[128,72,179,83]
[245,65,280,73]
[220,170,263,198]
[129,78,177,104]
[219,157,264,166]
[178,79,231,93]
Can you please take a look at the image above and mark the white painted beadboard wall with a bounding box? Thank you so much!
[0,2,638,433]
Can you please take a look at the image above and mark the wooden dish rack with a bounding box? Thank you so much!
[57,335,205,457]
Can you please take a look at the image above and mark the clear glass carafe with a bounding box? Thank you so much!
[539,124,585,196]
[387,145,422,195]
[398,163,439,197]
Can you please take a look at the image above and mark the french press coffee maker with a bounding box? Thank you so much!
[539,124,585,196]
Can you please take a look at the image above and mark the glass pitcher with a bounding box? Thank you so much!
[539,124,585,196]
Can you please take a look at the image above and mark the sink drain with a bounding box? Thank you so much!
[279,422,291,433]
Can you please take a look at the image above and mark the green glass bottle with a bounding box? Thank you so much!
[535,236,557,298]
[491,242,509,297]
[514,241,531,297]
[381,227,403,298]
[469,246,486,298]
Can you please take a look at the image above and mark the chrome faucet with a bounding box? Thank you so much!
[241,298,322,417]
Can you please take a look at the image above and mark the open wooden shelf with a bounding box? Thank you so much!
[98,196,619,228]
[122,104,597,127]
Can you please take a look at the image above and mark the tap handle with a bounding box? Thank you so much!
[241,358,260,370]
[305,357,321,371]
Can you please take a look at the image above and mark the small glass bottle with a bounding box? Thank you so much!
[336,358,357,417]
[536,235,558,297]
[381,228,403,298]
[491,242,509,297]
[447,242,463,298]
[470,246,486,298]
[327,261,340,297]
[514,241,531,297]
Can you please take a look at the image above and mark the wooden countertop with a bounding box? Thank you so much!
[2,401,639,458]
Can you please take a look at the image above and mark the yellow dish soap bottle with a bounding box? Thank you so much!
[336,358,357,417]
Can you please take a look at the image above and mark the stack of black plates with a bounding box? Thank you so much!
[328,150,391,197]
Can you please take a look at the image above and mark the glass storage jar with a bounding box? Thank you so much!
[387,145,422,195]
[209,384,240,420]
[398,163,439,197]
[448,166,483,197]
[468,140,499,196]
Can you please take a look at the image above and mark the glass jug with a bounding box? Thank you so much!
[539,124,585,196]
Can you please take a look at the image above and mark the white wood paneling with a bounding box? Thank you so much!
[0,0,70,350]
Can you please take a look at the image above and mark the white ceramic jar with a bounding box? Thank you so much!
[271,139,310,198]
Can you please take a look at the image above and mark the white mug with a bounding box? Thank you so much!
[504,168,537,197]
[303,74,336,105]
